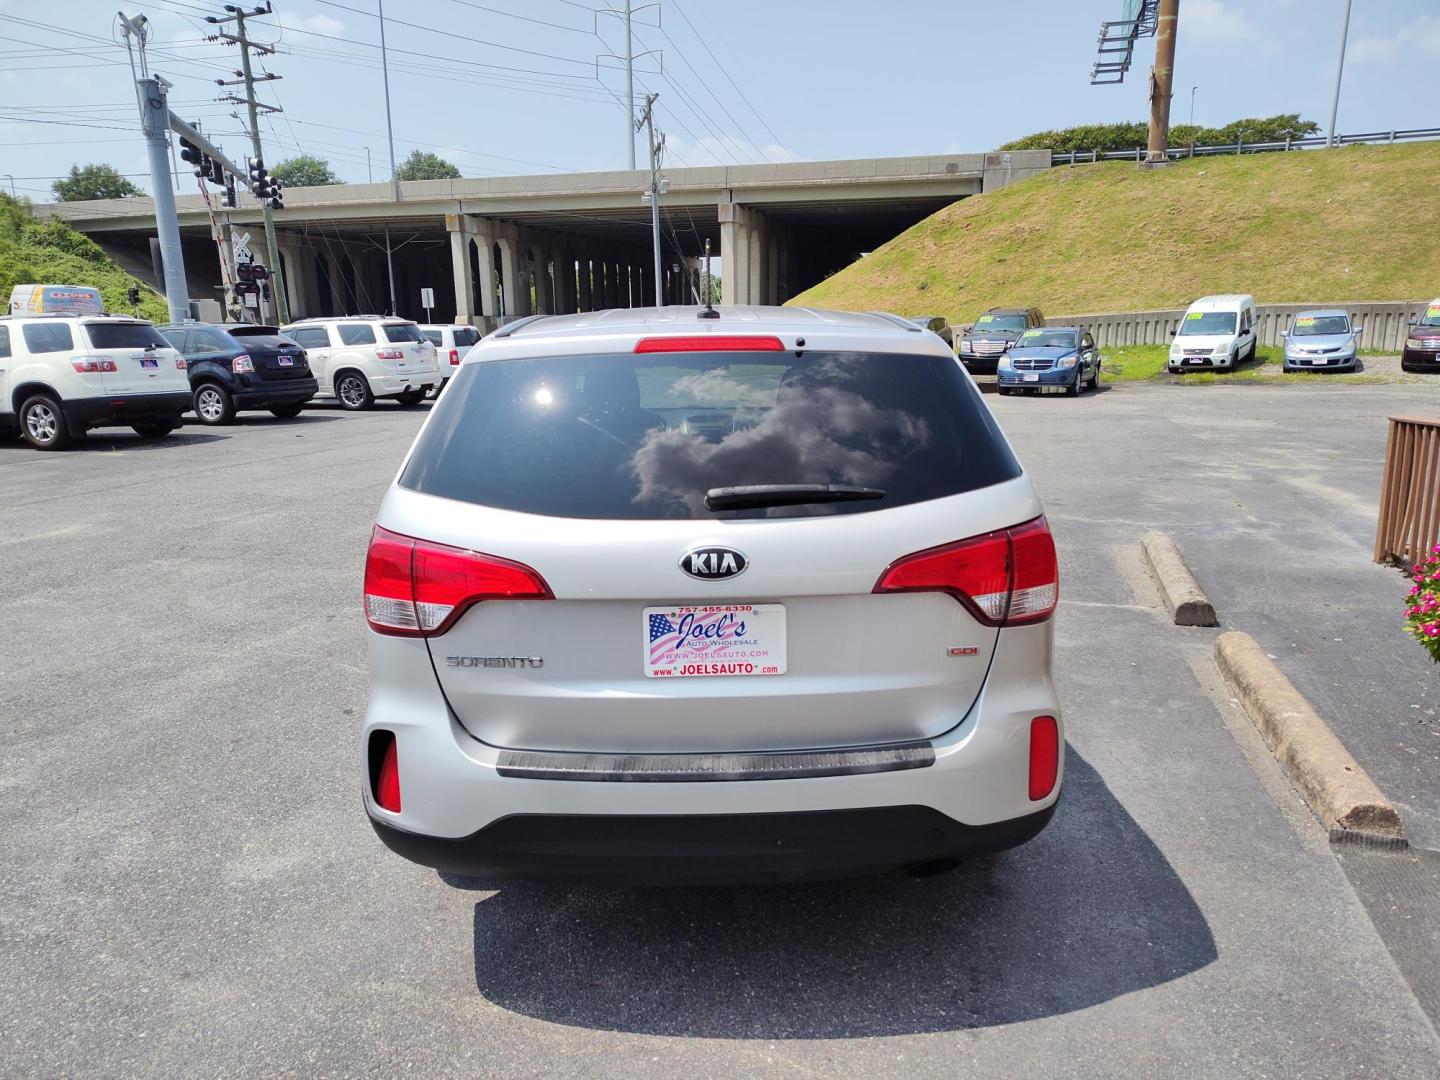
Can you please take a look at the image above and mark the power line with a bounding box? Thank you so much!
[670,0,783,149]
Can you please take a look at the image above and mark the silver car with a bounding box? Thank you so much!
[361,307,1063,883]
[1282,309,1361,372]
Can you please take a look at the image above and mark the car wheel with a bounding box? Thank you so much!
[1066,372,1081,396]
[1088,367,1101,390]
[997,386,1012,396]
[269,403,304,418]
[193,383,235,425]
[19,394,70,450]
[395,389,425,406]
[131,419,178,439]
[335,371,374,411]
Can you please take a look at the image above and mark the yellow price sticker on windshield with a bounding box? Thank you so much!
[1186,311,1203,320]
[976,315,995,324]
[1295,317,1316,326]
[1428,306,1440,317]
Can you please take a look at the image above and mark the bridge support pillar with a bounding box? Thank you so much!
[446,214,478,325]
[495,234,525,318]
[719,202,774,305]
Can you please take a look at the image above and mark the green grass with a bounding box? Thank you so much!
[1098,344,1397,385]
[0,194,166,320]
[790,142,1440,321]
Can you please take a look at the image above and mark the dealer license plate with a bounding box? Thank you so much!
[278,355,293,366]
[1309,358,1328,366]
[1022,373,1039,382]
[644,604,786,678]
[139,357,158,369]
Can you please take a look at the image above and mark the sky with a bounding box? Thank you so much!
[1,0,1438,201]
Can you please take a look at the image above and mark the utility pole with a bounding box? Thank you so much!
[378,0,400,315]
[212,3,289,323]
[638,93,664,306]
[597,2,660,170]
[1189,85,1197,127]
[623,0,635,169]
[1328,0,1353,148]
[1145,0,1179,163]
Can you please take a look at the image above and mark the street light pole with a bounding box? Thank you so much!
[378,0,399,315]
[1189,85,1197,127]
[1328,0,1353,148]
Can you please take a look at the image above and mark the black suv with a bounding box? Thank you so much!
[159,323,318,425]
[957,307,1046,374]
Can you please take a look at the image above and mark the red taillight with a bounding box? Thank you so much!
[71,357,118,373]
[377,348,404,360]
[176,356,187,370]
[363,525,552,637]
[873,515,1058,626]
[448,348,460,365]
[1028,715,1059,800]
[376,735,401,812]
[634,335,785,353]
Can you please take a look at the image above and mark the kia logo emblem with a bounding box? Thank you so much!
[679,546,748,581]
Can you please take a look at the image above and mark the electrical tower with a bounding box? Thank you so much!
[597,1,661,170]
[209,2,290,323]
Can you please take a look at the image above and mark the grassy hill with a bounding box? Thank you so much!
[790,142,1440,321]
[0,194,166,320]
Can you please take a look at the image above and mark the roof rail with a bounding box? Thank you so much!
[489,314,553,340]
[866,311,924,332]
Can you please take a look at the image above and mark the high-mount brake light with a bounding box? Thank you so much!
[634,335,785,353]
[873,516,1058,627]
[363,525,552,637]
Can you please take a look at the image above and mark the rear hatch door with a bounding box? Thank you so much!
[386,343,1040,755]
[81,320,186,395]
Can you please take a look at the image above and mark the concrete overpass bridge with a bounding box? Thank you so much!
[46,151,1048,326]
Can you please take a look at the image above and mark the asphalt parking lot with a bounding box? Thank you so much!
[3,386,1439,1076]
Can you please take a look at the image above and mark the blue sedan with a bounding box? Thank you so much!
[996,327,1101,396]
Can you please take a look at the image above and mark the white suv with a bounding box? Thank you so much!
[361,307,1062,883]
[418,323,482,392]
[1,314,190,449]
[281,316,441,410]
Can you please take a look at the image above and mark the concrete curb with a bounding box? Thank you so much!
[1141,532,1218,626]
[1214,631,1406,843]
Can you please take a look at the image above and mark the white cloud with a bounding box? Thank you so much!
[1352,15,1440,64]
[279,13,345,37]
[663,134,800,168]
[1186,0,1247,42]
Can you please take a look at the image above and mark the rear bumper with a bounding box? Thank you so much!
[233,376,318,407]
[370,802,1057,884]
[60,391,191,434]
[372,370,442,396]
[361,620,1062,881]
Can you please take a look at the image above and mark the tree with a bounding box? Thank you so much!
[395,150,461,181]
[52,164,143,202]
[271,154,339,187]
[999,114,1322,155]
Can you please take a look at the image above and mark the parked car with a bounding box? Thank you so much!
[159,322,317,424]
[280,316,441,410]
[906,314,954,347]
[1401,300,1440,373]
[361,306,1062,883]
[1167,294,1259,372]
[957,307,1045,374]
[997,327,1101,396]
[418,323,482,392]
[1280,310,1360,373]
[0,312,190,449]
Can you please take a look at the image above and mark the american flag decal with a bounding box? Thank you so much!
[649,613,676,643]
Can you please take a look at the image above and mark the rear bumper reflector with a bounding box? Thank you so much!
[495,742,936,782]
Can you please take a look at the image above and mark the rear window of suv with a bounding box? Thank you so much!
[85,322,173,350]
[400,349,1021,520]
[383,323,423,343]
[228,327,298,349]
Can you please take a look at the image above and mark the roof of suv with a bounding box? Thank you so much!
[494,306,924,339]
[285,315,414,325]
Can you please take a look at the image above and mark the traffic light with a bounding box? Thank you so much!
[268,179,284,211]
[208,159,224,186]
[222,173,237,208]
[179,138,200,167]
[248,156,271,200]
[126,285,140,309]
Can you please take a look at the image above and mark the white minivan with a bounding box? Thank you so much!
[1168,294,1259,372]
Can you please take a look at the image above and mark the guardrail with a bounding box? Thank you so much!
[1046,300,1431,353]
[1050,127,1440,165]
[1375,416,1440,566]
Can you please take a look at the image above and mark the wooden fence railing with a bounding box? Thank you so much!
[1375,416,1440,565]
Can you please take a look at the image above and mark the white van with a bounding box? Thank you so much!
[1168,294,1259,372]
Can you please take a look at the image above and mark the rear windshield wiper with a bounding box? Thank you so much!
[704,484,887,511]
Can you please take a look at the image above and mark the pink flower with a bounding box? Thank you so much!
[1427,625,1439,637]
[1412,585,1422,596]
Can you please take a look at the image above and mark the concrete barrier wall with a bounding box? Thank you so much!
[1047,300,1433,353]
